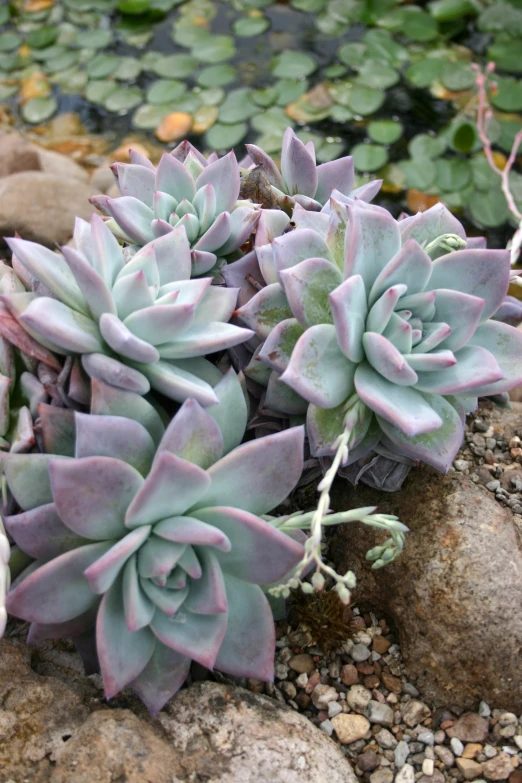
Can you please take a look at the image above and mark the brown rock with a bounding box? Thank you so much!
[341,664,359,686]
[0,133,41,177]
[90,163,117,194]
[447,714,489,743]
[0,171,96,247]
[331,713,371,744]
[358,751,380,772]
[462,743,484,759]
[330,441,522,712]
[402,700,431,727]
[382,670,402,694]
[288,653,315,674]
[30,145,89,183]
[509,771,522,783]
[483,754,516,781]
[372,636,391,654]
[418,773,444,783]
[456,758,484,780]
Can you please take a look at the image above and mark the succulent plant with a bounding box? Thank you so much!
[243,127,382,212]
[3,371,306,714]
[233,198,522,472]
[2,215,253,407]
[92,141,261,276]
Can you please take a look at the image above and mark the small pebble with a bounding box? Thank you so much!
[418,731,435,746]
[395,740,411,769]
[351,643,372,662]
[479,703,492,718]
[320,719,334,736]
[422,759,435,776]
[451,738,465,757]
[328,701,343,719]
[367,701,395,728]
[395,764,416,783]
[455,459,469,471]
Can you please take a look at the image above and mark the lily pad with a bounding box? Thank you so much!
[132,103,171,129]
[233,16,270,37]
[0,8,9,25]
[195,35,236,64]
[324,64,347,79]
[352,143,388,172]
[21,96,58,124]
[74,29,113,48]
[316,140,345,162]
[490,76,522,111]
[197,64,236,87]
[219,87,258,123]
[44,51,80,74]
[338,42,366,69]
[113,57,142,81]
[153,54,198,78]
[26,27,59,49]
[118,0,151,12]
[206,122,247,150]
[405,58,443,87]
[435,159,471,192]
[252,86,279,107]
[363,30,408,67]
[356,60,399,89]
[50,68,88,93]
[470,155,502,191]
[441,60,475,92]
[146,79,186,104]
[251,106,290,134]
[399,158,437,190]
[271,51,317,79]
[291,0,326,9]
[104,87,143,113]
[275,79,307,106]
[0,83,18,100]
[368,120,403,144]
[87,54,120,78]
[347,85,385,116]
[85,79,118,104]
[408,133,447,159]
[428,0,477,21]
[0,33,22,53]
[198,87,225,106]
[447,121,478,154]
[488,39,522,74]
[401,7,439,41]
[468,188,509,227]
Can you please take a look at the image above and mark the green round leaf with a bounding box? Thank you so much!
[470,155,501,191]
[50,68,88,94]
[85,79,118,104]
[316,140,345,162]
[198,87,225,106]
[44,51,80,74]
[491,76,522,111]
[0,8,9,26]
[408,134,447,160]
[206,122,247,150]
[441,60,475,92]
[254,131,286,154]
[488,39,522,74]
[26,27,58,50]
[435,159,471,192]
[347,85,385,116]
[153,54,198,78]
[21,96,58,124]
[363,30,408,67]
[324,64,347,79]
[195,35,236,64]
[104,87,143,113]
[275,78,307,106]
[113,56,142,81]
[468,188,509,227]
[118,0,151,13]
[271,51,316,79]
[398,158,437,190]
[405,58,443,87]
[368,120,403,145]
[87,54,120,78]
[428,0,477,21]
[218,87,258,123]
[252,86,278,107]
[197,64,236,87]
[251,105,290,134]
[448,121,478,154]
[329,104,354,123]
[291,0,326,10]
[498,119,522,153]
[173,93,202,113]
[75,29,113,48]
[338,42,366,69]
[352,143,389,172]
[233,16,270,37]
[0,83,18,100]
[356,60,399,89]
[402,8,438,41]
[132,103,171,129]
[0,33,21,53]
[146,79,186,104]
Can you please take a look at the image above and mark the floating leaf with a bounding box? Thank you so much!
[118,0,151,12]
[468,188,509,228]
[356,60,399,89]
[338,42,366,69]
[251,106,290,134]
[105,87,143,113]
[206,121,247,150]
[219,87,258,123]
[233,16,270,37]
[401,7,438,41]
[153,54,198,78]
[146,79,186,104]
[275,78,307,106]
[363,29,408,67]
[285,83,332,123]
[75,29,113,48]
[87,54,120,79]
[491,77,522,111]
[435,159,471,192]
[173,93,202,113]
[44,51,80,74]
[428,0,477,21]
[347,85,385,116]
[21,96,58,124]
[447,120,478,154]
[408,133,447,160]
[85,80,118,104]
[381,163,406,193]
[114,57,142,81]
[399,158,437,191]
[352,143,388,172]
[252,86,278,107]
[497,119,522,153]
[195,35,236,64]
[192,104,219,133]
[405,58,443,87]
[470,154,502,191]
[317,140,345,162]
[441,60,475,92]
[155,111,192,142]
[50,68,88,94]
[368,120,402,145]
[132,103,171,129]
[197,64,236,87]
[254,130,285,154]
[198,87,225,106]
[487,40,522,74]
[324,64,347,79]
[0,82,18,100]
[329,105,354,123]
[26,27,58,49]
[291,0,326,9]
[0,33,22,53]
[271,51,316,79]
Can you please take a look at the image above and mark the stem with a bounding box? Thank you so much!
[0,518,10,638]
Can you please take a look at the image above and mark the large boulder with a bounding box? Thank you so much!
[0,171,96,247]
[329,465,522,712]
[0,133,89,183]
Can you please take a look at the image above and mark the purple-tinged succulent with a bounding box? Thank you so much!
[92,141,260,276]
[3,373,305,714]
[243,128,382,212]
[2,215,253,407]
[233,198,522,473]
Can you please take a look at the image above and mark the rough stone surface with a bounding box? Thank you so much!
[30,145,89,183]
[331,713,371,744]
[0,171,96,247]
[0,133,41,177]
[482,753,516,781]
[331,461,522,711]
[448,714,490,743]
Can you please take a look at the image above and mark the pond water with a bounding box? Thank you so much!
[1,0,522,247]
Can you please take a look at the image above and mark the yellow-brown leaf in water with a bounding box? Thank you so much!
[492,150,508,170]
[192,105,218,134]
[155,112,192,144]
[508,282,522,302]
[407,188,440,213]
[18,45,32,58]
[19,72,51,104]
[24,0,55,10]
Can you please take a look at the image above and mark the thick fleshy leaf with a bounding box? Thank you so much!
[90,379,165,445]
[27,607,98,645]
[112,271,155,322]
[194,212,231,253]
[366,284,407,335]
[20,298,104,354]
[74,413,155,476]
[125,304,195,346]
[83,353,151,395]
[355,362,442,437]
[61,246,116,321]
[105,197,155,245]
[315,157,355,204]
[207,368,248,455]
[3,453,69,510]
[157,322,253,360]
[273,229,334,280]
[405,350,456,371]
[193,506,304,584]
[151,605,227,669]
[85,526,151,595]
[427,249,510,321]
[245,144,285,190]
[131,643,190,715]
[414,345,502,395]
[0,305,61,371]
[125,451,210,528]
[214,574,274,681]
[193,286,238,326]
[307,400,373,457]
[329,275,368,363]
[344,201,401,289]
[138,535,186,579]
[280,257,341,327]
[193,426,304,516]
[149,226,192,285]
[217,207,260,255]
[6,542,110,623]
[116,163,155,208]
[196,151,240,214]
[118,245,159,288]
[193,184,216,235]
[38,404,75,457]
[122,555,155,632]
[281,324,355,408]
[236,283,292,340]
[281,130,318,198]
[99,313,159,363]
[183,547,227,615]
[154,516,230,552]
[73,217,94,262]
[469,320,522,395]
[255,210,291,248]
[90,213,126,286]
[369,239,432,306]
[382,313,413,354]
[97,576,155,699]
[138,360,219,406]
[399,203,466,247]
[5,503,86,560]
[265,370,308,415]
[6,238,87,315]
[411,322,452,354]
[156,153,196,203]
[156,398,223,469]
[378,393,464,472]
[191,249,217,276]
[362,332,418,386]
[258,318,304,373]
[431,289,485,352]
[50,457,143,540]
[397,291,436,321]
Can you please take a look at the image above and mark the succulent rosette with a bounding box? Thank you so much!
[2,215,253,407]
[3,371,305,714]
[93,141,260,276]
[234,199,522,472]
[243,127,382,212]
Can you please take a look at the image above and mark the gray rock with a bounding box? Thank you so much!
[395,741,411,769]
[376,729,398,749]
[347,684,373,713]
[370,769,394,783]
[451,738,465,757]
[402,700,431,728]
[330,454,522,712]
[351,643,372,662]
[434,746,455,767]
[0,171,96,248]
[418,731,435,746]
[395,763,415,783]
[479,702,492,718]
[367,701,394,728]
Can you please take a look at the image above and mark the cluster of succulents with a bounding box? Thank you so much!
[1,130,521,714]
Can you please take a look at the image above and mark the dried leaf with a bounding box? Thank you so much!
[155,112,192,143]
[406,188,440,212]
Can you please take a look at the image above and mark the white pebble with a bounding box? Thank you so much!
[422,759,434,776]
[450,738,464,757]
[320,719,334,736]
[394,763,415,783]
[479,701,491,718]
[296,673,308,688]
[328,701,343,718]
